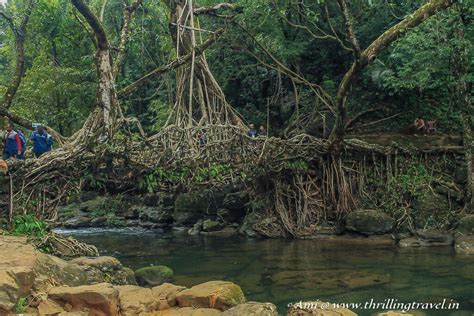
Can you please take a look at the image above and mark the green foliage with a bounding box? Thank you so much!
[15,297,28,313]
[11,214,47,238]
[285,159,309,172]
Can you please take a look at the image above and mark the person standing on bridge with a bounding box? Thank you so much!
[2,124,22,160]
[31,126,53,158]
[258,125,267,137]
[17,129,27,160]
[248,124,258,138]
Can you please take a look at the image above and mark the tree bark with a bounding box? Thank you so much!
[71,0,120,143]
[329,0,457,145]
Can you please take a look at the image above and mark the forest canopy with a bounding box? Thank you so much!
[0,0,472,138]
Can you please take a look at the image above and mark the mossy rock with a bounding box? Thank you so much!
[173,193,208,225]
[202,219,223,232]
[412,193,452,228]
[456,215,474,235]
[134,266,174,287]
[346,210,395,235]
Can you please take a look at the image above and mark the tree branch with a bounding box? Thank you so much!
[118,27,226,98]
[329,0,457,146]
[0,0,34,110]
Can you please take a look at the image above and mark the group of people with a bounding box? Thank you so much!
[3,124,54,160]
[414,117,436,135]
[247,124,267,138]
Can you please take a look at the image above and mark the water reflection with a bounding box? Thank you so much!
[57,229,474,315]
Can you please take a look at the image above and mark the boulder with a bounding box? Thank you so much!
[200,227,238,238]
[135,266,174,287]
[0,236,89,313]
[412,193,451,228]
[239,212,260,238]
[456,215,474,235]
[174,193,208,225]
[151,283,187,308]
[117,285,163,315]
[222,301,278,315]
[287,301,356,316]
[63,216,92,228]
[71,256,122,272]
[140,307,222,315]
[71,256,136,286]
[398,230,453,247]
[346,210,395,235]
[139,206,173,223]
[175,281,245,311]
[48,283,119,316]
[188,220,203,236]
[219,192,249,222]
[202,220,224,232]
[454,235,474,255]
[38,299,65,315]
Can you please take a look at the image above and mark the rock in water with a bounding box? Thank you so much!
[455,235,474,255]
[135,266,174,287]
[174,193,208,225]
[175,281,245,311]
[345,210,395,235]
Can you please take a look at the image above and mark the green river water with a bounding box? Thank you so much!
[58,228,474,316]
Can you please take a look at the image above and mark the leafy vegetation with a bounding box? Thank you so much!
[11,214,47,238]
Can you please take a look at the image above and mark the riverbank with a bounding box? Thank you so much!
[1,233,474,315]
[55,191,474,254]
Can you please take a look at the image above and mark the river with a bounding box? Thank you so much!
[57,228,474,315]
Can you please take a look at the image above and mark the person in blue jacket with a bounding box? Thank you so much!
[17,129,27,160]
[3,124,22,160]
[31,126,53,158]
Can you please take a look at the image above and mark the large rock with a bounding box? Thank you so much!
[71,256,122,272]
[63,216,92,228]
[152,283,187,308]
[0,236,89,314]
[455,235,474,255]
[71,256,136,285]
[48,283,119,315]
[141,307,223,315]
[135,266,174,287]
[239,212,260,237]
[117,285,163,315]
[219,192,249,222]
[139,206,173,223]
[346,210,395,235]
[174,193,208,225]
[202,220,224,232]
[176,281,245,311]
[287,301,356,315]
[456,215,474,235]
[412,193,451,228]
[398,229,453,247]
[223,301,278,315]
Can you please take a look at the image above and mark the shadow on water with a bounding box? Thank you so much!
[57,228,474,316]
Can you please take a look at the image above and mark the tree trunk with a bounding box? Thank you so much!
[329,0,457,146]
[71,0,120,143]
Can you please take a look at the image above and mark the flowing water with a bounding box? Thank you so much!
[57,228,474,315]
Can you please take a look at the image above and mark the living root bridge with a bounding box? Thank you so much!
[4,125,465,236]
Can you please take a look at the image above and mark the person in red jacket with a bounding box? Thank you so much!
[3,124,22,160]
